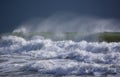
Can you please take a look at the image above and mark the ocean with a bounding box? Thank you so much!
[0,35,120,77]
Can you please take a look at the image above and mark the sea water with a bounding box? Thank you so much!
[0,35,120,77]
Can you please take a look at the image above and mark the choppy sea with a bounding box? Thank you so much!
[0,35,120,77]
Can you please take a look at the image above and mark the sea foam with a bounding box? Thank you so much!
[0,35,120,76]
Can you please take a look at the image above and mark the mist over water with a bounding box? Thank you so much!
[13,13,120,34]
[0,13,120,77]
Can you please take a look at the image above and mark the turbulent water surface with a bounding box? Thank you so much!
[0,35,120,77]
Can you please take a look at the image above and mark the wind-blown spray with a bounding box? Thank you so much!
[13,13,120,41]
[0,13,120,76]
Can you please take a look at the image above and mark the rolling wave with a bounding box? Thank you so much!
[0,35,120,76]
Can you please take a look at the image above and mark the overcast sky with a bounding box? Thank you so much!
[0,0,120,33]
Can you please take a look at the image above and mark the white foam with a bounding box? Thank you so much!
[0,35,120,75]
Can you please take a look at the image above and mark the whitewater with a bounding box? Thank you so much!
[0,35,120,77]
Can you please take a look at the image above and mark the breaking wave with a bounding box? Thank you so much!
[0,35,120,76]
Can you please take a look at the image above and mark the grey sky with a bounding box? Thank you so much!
[0,0,120,33]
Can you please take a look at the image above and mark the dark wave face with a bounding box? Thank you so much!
[0,35,120,77]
